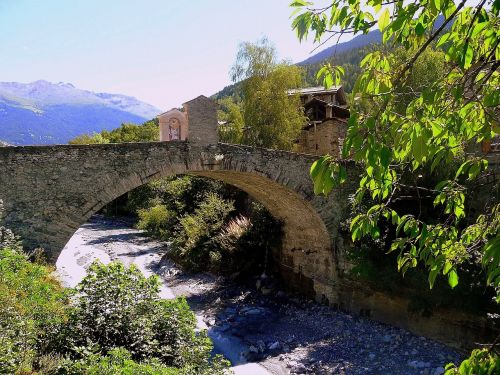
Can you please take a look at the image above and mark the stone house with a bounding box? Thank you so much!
[290,86,350,156]
[158,95,218,146]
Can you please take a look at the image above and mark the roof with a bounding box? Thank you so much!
[183,95,215,106]
[287,86,343,96]
[157,108,184,118]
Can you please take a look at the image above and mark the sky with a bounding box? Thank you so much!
[0,0,327,111]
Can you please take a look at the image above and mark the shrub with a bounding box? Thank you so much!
[213,202,283,277]
[444,348,499,375]
[137,204,176,239]
[56,347,228,375]
[216,215,252,253]
[56,261,228,372]
[171,193,235,271]
[56,348,179,375]
[0,247,68,374]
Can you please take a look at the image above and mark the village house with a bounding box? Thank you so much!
[290,86,350,157]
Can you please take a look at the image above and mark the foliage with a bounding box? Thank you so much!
[56,348,179,375]
[68,132,110,145]
[391,47,447,113]
[56,347,228,375]
[292,0,500,299]
[56,261,227,372]
[171,193,235,271]
[291,0,500,369]
[132,176,282,276]
[217,97,244,144]
[231,37,308,150]
[0,246,68,374]
[69,118,159,144]
[302,44,380,92]
[138,204,177,239]
[213,202,283,277]
[0,199,229,374]
[444,348,500,374]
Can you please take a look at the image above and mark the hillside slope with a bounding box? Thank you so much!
[0,81,161,145]
[298,30,381,66]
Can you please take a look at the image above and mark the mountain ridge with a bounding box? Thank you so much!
[298,29,381,66]
[0,80,161,145]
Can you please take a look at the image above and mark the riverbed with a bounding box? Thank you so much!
[56,215,461,375]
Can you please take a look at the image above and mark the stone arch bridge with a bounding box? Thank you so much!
[0,141,356,301]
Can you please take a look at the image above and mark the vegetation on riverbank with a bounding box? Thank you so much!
[128,175,282,277]
[0,210,229,374]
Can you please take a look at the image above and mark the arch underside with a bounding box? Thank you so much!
[60,169,334,297]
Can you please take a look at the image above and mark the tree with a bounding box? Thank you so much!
[231,38,307,150]
[69,118,159,144]
[291,0,499,369]
[217,97,244,144]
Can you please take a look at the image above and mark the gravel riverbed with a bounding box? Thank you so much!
[56,215,462,375]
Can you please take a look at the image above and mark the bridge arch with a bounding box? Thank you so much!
[0,141,353,301]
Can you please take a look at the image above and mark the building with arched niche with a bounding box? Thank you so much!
[157,95,218,146]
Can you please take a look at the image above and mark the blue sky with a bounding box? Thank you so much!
[0,0,326,110]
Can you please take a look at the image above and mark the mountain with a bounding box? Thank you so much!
[0,80,161,145]
[298,15,447,66]
[298,30,381,66]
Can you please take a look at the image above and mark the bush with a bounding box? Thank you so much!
[137,204,176,240]
[103,175,283,277]
[0,247,68,374]
[56,347,228,375]
[56,261,228,372]
[171,193,235,271]
[56,347,179,375]
[444,348,499,375]
[213,202,283,277]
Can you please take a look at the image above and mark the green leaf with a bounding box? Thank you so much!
[290,0,311,6]
[429,268,439,288]
[380,146,391,168]
[443,261,452,275]
[448,270,459,288]
[378,8,390,32]
[455,161,470,179]
[412,135,427,163]
[468,163,481,180]
[415,22,425,36]
[338,165,347,184]
[310,158,325,181]
[484,91,500,107]
[430,0,441,12]
[460,42,473,69]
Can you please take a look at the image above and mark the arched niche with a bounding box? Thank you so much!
[158,109,188,142]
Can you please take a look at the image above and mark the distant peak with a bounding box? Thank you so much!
[57,82,75,88]
[31,80,51,85]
